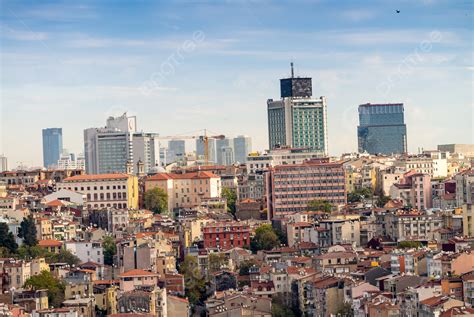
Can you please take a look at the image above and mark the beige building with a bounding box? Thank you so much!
[58,173,139,209]
[145,171,221,211]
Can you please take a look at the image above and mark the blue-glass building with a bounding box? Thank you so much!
[357,103,407,155]
[42,128,63,168]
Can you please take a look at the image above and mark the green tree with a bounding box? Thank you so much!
[208,253,227,273]
[347,187,373,203]
[18,215,38,247]
[179,255,207,306]
[103,236,116,266]
[24,270,65,308]
[0,223,18,254]
[398,241,422,249]
[250,224,280,252]
[272,294,296,317]
[17,245,49,260]
[238,259,258,276]
[221,188,237,215]
[376,195,391,207]
[307,199,333,213]
[335,303,354,316]
[144,188,168,214]
[47,249,81,266]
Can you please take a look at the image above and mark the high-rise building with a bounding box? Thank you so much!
[168,140,186,163]
[266,158,346,219]
[357,103,407,155]
[215,138,231,165]
[42,128,63,168]
[196,138,217,163]
[0,155,7,172]
[233,135,252,164]
[84,113,156,175]
[267,64,328,156]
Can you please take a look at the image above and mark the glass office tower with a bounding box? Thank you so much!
[42,128,63,168]
[357,103,407,155]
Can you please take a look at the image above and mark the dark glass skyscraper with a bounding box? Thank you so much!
[357,103,407,155]
[42,128,63,168]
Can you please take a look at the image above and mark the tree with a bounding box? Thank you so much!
[208,253,227,273]
[335,303,354,316]
[103,236,116,266]
[18,215,38,247]
[272,294,296,317]
[238,259,258,276]
[221,188,237,215]
[307,199,333,213]
[0,223,18,254]
[179,255,207,306]
[47,249,81,266]
[250,224,280,252]
[398,241,422,249]
[144,188,168,214]
[24,270,65,308]
[347,187,373,203]
[376,195,391,207]
[17,245,49,260]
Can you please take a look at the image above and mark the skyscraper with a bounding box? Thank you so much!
[233,135,252,164]
[0,155,7,172]
[84,113,156,174]
[196,138,216,163]
[357,103,407,155]
[267,64,328,156]
[168,140,186,163]
[42,128,63,168]
[215,138,231,165]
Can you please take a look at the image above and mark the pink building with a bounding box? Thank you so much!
[119,269,159,292]
[390,171,432,210]
[266,158,346,219]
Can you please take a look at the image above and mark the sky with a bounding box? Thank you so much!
[1,0,473,168]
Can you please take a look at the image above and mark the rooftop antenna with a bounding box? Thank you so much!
[290,62,294,78]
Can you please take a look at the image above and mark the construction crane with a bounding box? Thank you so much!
[157,129,225,165]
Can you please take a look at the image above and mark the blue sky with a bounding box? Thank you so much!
[1,0,472,167]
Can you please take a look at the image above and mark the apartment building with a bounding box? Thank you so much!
[57,173,139,209]
[145,171,221,211]
[266,158,346,219]
[202,221,250,251]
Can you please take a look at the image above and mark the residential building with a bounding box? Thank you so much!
[202,221,250,251]
[57,173,139,209]
[64,241,104,265]
[455,169,474,206]
[42,128,63,168]
[246,147,325,174]
[357,103,407,155]
[267,65,328,155]
[119,269,159,292]
[389,171,432,210]
[84,113,157,174]
[438,144,474,157]
[382,210,442,241]
[145,171,221,211]
[266,158,346,219]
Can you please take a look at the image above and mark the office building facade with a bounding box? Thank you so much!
[266,158,346,219]
[357,103,407,155]
[42,128,63,168]
[233,135,252,164]
[267,66,328,156]
[84,113,156,175]
[0,155,7,172]
[168,140,186,163]
[196,138,217,163]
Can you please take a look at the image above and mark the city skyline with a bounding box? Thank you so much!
[1,1,472,167]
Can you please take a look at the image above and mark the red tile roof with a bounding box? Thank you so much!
[38,239,63,247]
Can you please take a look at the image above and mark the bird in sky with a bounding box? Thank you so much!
[396,10,400,13]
